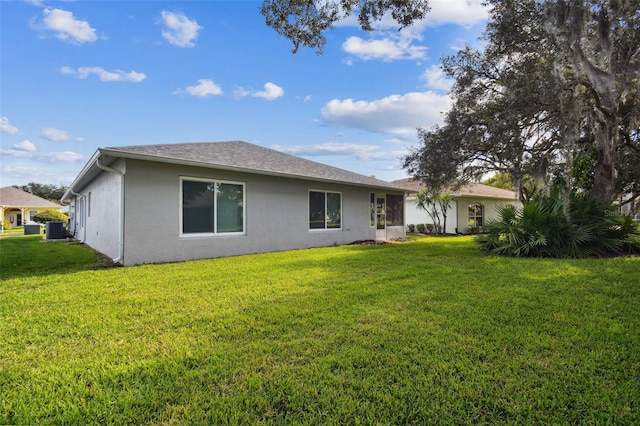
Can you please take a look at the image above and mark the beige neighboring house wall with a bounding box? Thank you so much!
[393,179,521,234]
[0,186,64,230]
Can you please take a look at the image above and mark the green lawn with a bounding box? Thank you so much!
[1,235,638,424]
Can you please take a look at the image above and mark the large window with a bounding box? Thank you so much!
[386,194,404,226]
[468,203,484,228]
[182,178,245,235]
[309,190,341,230]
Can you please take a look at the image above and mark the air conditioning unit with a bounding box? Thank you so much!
[45,221,66,240]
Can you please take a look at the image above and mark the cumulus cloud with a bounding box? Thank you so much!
[60,66,146,82]
[160,10,202,47]
[1,117,19,134]
[320,91,451,140]
[252,82,284,100]
[13,140,37,152]
[235,82,284,100]
[272,142,402,161]
[421,64,454,91]
[175,79,224,97]
[36,8,97,44]
[41,127,70,141]
[342,35,427,62]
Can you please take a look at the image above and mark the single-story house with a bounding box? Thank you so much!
[393,178,521,234]
[61,141,408,266]
[0,186,64,230]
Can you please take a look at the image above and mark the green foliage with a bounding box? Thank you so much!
[1,236,639,424]
[13,182,67,204]
[478,193,640,258]
[32,209,68,224]
[407,224,416,233]
[482,172,514,190]
[261,0,430,54]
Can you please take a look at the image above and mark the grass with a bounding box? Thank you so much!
[1,235,639,424]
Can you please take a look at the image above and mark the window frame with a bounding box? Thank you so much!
[468,203,484,228]
[309,189,342,231]
[180,176,246,237]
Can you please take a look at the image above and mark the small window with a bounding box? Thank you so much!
[309,190,342,230]
[181,178,245,235]
[468,203,484,228]
[370,193,375,227]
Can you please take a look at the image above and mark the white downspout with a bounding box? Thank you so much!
[96,157,125,264]
[70,189,86,243]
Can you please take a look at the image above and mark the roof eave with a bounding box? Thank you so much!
[61,149,103,203]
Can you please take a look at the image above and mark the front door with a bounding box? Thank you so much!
[376,196,386,241]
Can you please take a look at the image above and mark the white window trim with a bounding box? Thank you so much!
[309,189,343,231]
[180,176,246,238]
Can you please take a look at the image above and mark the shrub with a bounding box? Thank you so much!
[416,224,426,234]
[477,193,640,258]
[32,209,68,224]
[407,224,416,233]
[425,223,434,234]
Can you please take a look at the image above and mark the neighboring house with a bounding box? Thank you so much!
[61,141,407,266]
[393,178,521,234]
[0,186,64,230]
[619,194,640,221]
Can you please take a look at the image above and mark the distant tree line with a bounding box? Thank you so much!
[13,182,68,205]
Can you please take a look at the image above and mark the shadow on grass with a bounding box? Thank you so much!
[0,235,114,280]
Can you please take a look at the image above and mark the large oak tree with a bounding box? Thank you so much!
[403,0,639,211]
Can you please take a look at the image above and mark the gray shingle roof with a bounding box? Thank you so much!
[103,141,404,190]
[0,186,62,208]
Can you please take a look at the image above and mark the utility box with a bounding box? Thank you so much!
[24,224,42,235]
[45,221,66,240]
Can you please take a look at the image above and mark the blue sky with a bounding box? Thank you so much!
[1,0,488,187]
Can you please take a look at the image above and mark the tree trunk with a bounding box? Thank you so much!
[552,0,619,203]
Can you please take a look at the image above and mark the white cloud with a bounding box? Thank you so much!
[37,8,97,44]
[425,0,489,27]
[272,142,401,161]
[13,140,37,152]
[338,0,488,63]
[177,79,223,97]
[160,10,202,48]
[40,151,85,162]
[41,127,70,141]
[235,82,284,100]
[320,91,451,140]
[252,82,284,100]
[61,66,146,82]
[421,64,454,91]
[1,117,19,134]
[0,149,84,162]
[342,35,427,62]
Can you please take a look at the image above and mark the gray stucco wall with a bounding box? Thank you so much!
[74,159,124,260]
[121,160,404,265]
